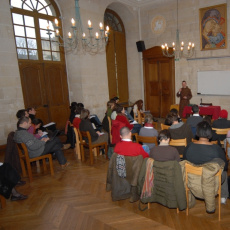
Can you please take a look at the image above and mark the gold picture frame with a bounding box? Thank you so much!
[199,3,227,51]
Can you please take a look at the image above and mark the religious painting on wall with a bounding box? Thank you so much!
[199,3,227,51]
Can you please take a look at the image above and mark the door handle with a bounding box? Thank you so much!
[43,104,48,107]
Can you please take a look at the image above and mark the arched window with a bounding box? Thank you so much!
[10,0,62,61]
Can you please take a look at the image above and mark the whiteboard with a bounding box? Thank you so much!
[197,71,230,95]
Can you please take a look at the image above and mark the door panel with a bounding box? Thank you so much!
[143,46,175,118]
[19,61,69,130]
[19,62,49,124]
[44,63,69,129]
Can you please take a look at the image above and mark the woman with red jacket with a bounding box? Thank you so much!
[115,105,141,134]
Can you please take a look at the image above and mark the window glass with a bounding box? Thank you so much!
[27,38,37,49]
[11,0,22,8]
[14,25,25,36]
[28,50,38,60]
[12,13,24,25]
[23,2,33,11]
[43,51,52,60]
[39,19,49,29]
[25,27,36,38]
[52,52,60,61]
[16,37,26,48]
[40,29,49,39]
[24,16,34,27]
[39,8,48,15]
[17,48,28,59]
[42,40,51,50]
[51,41,60,51]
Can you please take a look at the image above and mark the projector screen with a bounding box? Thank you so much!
[197,71,230,95]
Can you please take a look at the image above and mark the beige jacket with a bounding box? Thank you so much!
[180,158,224,212]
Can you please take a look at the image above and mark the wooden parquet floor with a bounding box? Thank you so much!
[1,148,230,230]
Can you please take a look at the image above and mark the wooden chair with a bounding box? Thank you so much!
[161,123,170,130]
[152,121,158,129]
[0,195,6,209]
[185,163,221,220]
[169,138,187,158]
[79,131,108,165]
[225,140,230,161]
[136,135,158,146]
[107,116,113,143]
[181,118,187,123]
[133,109,145,124]
[73,128,81,160]
[170,104,179,112]
[16,143,54,182]
[212,128,230,145]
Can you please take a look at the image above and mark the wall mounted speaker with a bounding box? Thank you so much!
[136,40,145,52]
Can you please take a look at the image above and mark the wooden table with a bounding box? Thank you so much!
[182,106,221,120]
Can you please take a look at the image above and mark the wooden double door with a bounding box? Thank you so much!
[19,61,69,129]
[143,46,175,118]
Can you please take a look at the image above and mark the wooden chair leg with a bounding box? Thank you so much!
[42,159,47,172]
[89,147,94,165]
[26,161,33,183]
[105,143,108,159]
[48,155,54,176]
[93,148,97,156]
[0,195,6,209]
[177,208,179,214]
[148,203,150,209]
[20,158,27,177]
[80,145,85,162]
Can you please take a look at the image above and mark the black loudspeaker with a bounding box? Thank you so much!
[136,40,145,52]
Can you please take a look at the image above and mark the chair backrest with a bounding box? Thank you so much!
[161,123,170,130]
[16,143,30,162]
[184,162,222,220]
[136,135,158,146]
[80,130,92,145]
[107,116,113,143]
[181,118,187,123]
[169,138,187,147]
[212,128,230,135]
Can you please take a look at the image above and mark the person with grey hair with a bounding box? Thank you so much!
[114,127,149,158]
[139,114,158,149]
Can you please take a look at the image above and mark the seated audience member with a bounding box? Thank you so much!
[139,114,158,149]
[167,114,193,155]
[183,121,228,204]
[133,99,144,116]
[27,118,48,139]
[14,117,69,169]
[111,103,119,120]
[0,162,28,201]
[16,109,29,119]
[27,107,36,121]
[202,116,220,144]
[114,127,149,158]
[76,102,102,130]
[212,109,230,141]
[72,106,82,129]
[116,105,141,134]
[186,104,203,136]
[69,103,78,123]
[79,109,108,145]
[106,99,116,118]
[111,96,119,104]
[149,130,180,162]
[165,108,182,126]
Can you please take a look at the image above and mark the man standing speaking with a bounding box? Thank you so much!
[177,81,192,117]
